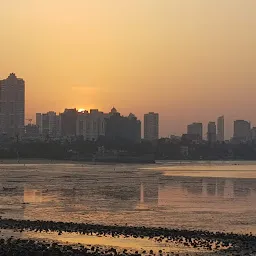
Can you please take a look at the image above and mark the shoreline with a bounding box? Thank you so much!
[0,236,226,256]
[1,158,256,165]
[0,158,79,165]
[0,218,255,255]
[0,158,155,165]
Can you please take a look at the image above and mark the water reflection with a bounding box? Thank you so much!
[24,188,42,203]
[159,176,256,200]
[1,163,256,233]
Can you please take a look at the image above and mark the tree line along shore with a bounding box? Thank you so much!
[0,138,256,161]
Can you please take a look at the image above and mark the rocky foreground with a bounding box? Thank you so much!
[0,218,255,255]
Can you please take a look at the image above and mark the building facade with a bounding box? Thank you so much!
[36,113,42,133]
[233,120,251,142]
[60,109,78,137]
[217,116,224,142]
[105,110,141,144]
[36,111,61,137]
[76,109,109,141]
[251,127,256,141]
[187,122,203,141]
[144,112,159,141]
[207,122,217,143]
[0,73,25,137]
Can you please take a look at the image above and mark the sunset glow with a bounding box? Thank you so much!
[0,0,255,137]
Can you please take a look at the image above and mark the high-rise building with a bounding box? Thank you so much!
[42,113,49,136]
[217,116,224,142]
[36,112,61,137]
[187,122,203,140]
[60,109,78,137]
[207,122,217,143]
[233,120,251,142]
[105,110,141,144]
[0,73,25,137]
[36,113,42,133]
[76,109,109,141]
[144,112,159,141]
[251,127,256,141]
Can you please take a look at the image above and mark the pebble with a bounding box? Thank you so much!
[0,218,255,255]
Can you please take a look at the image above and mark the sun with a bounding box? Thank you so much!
[78,108,85,113]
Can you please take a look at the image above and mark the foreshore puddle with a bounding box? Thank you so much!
[0,228,214,255]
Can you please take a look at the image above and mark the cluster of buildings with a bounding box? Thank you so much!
[184,116,224,143]
[184,116,256,144]
[1,73,255,145]
[0,73,160,143]
[34,109,159,143]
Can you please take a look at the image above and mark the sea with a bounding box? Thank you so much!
[1,160,256,235]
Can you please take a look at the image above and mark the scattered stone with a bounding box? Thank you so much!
[0,218,255,255]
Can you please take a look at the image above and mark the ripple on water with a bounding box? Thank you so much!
[1,161,256,234]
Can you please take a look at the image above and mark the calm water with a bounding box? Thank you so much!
[1,161,256,234]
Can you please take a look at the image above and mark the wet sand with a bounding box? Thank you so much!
[0,229,207,255]
[1,161,256,254]
[0,218,253,255]
[1,162,256,233]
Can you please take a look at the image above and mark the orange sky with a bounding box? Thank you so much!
[0,0,255,137]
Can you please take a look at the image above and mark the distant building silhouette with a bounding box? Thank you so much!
[251,127,256,141]
[187,122,203,141]
[233,120,251,142]
[76,109,109,141]
[36,111,61,137]
[144,112,159,141]
[217,116,224,142]
[105,109,141,144]
[0,73,25,137]
[181,133,201,143]
[207,122,216,143]
[60,109,78,137]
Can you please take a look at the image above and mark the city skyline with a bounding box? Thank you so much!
[34,106,256,141]
[1,1,256,138]
[2,70,246,137]
[1,72,256,140]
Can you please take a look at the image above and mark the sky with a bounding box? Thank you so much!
[0,0,255,138]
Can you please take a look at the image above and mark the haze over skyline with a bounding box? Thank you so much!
[1,0,255,138]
